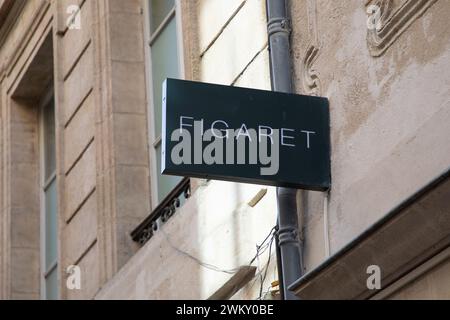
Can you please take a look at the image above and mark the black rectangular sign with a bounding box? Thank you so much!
[162,79,330,191]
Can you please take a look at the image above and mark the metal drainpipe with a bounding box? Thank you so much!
[266,0,303,300]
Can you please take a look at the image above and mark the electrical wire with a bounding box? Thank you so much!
[247,228,278,292]
[250,226,277,265]
[159,227,241,275]
[259,234,274,299]
[160,225,277,276]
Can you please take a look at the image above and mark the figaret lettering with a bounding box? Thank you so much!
[171,116,316,176]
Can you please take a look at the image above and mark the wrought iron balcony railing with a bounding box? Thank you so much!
[131,177,191,245]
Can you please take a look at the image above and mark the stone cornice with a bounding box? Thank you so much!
[0,0,26,46]
[290,167,450,299]
[366,0,439,57]
[0,0,49,83]
[0,0,14,25]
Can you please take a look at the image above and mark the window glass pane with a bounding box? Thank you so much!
[45,179,58,269]
[156,144,181,202]
[43,99,56,180]
[151,17,179,138]
[42,95,58,300]
[45,268,58,300]
[150,0,175,34]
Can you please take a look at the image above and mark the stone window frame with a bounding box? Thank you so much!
[142,0,187,208]
[5,21,56,298]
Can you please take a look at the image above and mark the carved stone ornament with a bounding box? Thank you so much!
[366,0,438,57]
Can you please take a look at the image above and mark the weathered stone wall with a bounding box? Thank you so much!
[0,0,152,299]
[0,0,54,300]
[289,0,450,273]
[387,251,450,299]
[56,0,98,300]
[0,0,448,300]
[96,0,278,300]
[56,0,152,299]
[0,0,276,301]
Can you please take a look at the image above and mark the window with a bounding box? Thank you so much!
[40,92,58,300]
[145,0,184,204]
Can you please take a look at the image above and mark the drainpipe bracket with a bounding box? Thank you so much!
[277,226,301,246]
[267,18,291,37]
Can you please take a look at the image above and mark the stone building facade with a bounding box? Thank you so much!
[0,0,449,300]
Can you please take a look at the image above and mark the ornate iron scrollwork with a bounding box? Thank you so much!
[131,178,191,245]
